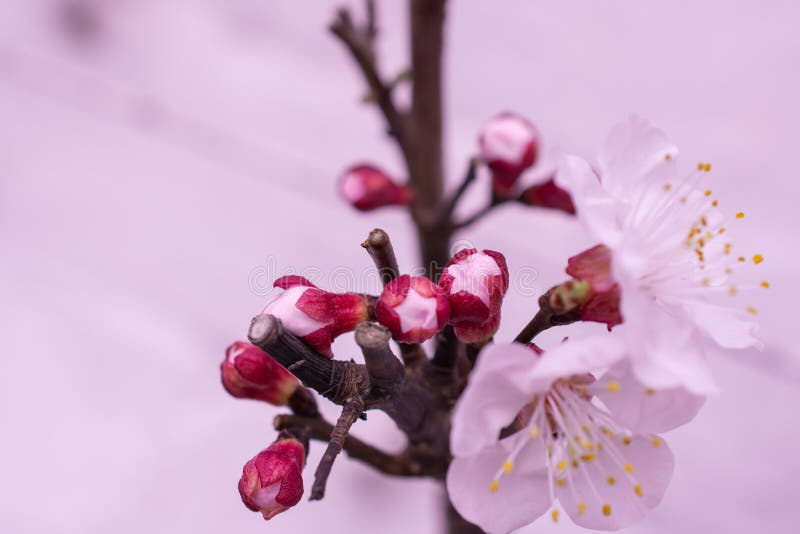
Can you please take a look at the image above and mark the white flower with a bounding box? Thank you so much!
[447,341,703,533]
[556,116,763,393]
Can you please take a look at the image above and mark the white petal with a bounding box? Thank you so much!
[533,335,628,381]
[555,154,626,248]
[594,361,706,434]
[597,115,678,202]
[450,344,544,457]
[446,441,551,534]
[557,435,674,530]
[681,299,763,350]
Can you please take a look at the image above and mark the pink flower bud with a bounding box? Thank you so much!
[375,275,450,343]
[440,249,509,323]
[478,112,539,196]
[261,276,370,357]
[221,341,299,405]
[238,437,306,520]
[519,177,576,215]
[338,164,410,211]
[564,245,622,328]
[452,311,501,344]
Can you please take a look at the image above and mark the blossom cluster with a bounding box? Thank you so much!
[221,114,766,531]
[446,115,766,532]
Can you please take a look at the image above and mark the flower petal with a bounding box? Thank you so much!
[446,441,550,534]
[450,343,543,457]
[557,435,674,530]
[556,154,625,248]
[593,361,706,434]
[681,299,763,350]
[596,115,678,202]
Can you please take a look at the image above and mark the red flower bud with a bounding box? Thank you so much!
[375,275,450,343]
[519,177,576,215]
[564,245,622,328]
[338,164,410,211]
[238,437,306,520]
[221,341,299,405]
[478,112,539,197]
[261,276,370,357]
[439,249,509,343]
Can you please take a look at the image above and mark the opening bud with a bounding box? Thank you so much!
[478,112,539,197]
[375,274,451,343]
[221,341,300,405]
[518,177,576,214]
[440,249,509,343]
[238,435,306,520]
[261,276,370,357]
[562,244,622,328]
[338,164,410,211]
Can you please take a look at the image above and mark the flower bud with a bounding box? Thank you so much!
[478,112,539,197]
[338,164,410,211]
[439,249,509,343]
[562,244,622,328]
[518,177,575,215]
[375,274,450,343]
[261,276,370,357]
[238,435,306,520]
[221,341,299,405]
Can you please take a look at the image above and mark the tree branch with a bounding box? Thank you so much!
[513,289,582,344]
[440,157,479,225]
[310,396,366,500]
[275,413,422,477]
[356,322,404,393]
[454,197,510,230]
[362,228,400,286]
[330,8,407,144]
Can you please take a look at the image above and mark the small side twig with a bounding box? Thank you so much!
[440,157,479,225]
[330,8,407,143]
[514,288,582,343]
[454,197,510,230]
[356,322,404,393]
[275,413,422,477]
[361,229,428,366]
[362,228,400,286]
[310,396,366,500]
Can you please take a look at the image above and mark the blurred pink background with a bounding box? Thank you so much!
[1,1,798,532]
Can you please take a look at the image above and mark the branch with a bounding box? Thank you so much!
[362,228,428,366]
[453,197,510,230]
[248,314,368,405]
[275,413,421,477]
[356,322,404,393]
[311,396,365,500]
[330,8,407,143]
[362,228,400,286]
[513,288,582,344]
[440,157,479,225]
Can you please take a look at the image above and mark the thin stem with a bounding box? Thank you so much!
[440,156,479,225]
[311,397,366,500]
[275,414,420,477]
[362,228,400,286]
[513,308,554,344]
[454,197,510,230]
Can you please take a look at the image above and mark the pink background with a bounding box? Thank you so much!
[1,1,797,532]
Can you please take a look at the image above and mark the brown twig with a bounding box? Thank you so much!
[310,396,366,500]
[275,413,420,477]
[514,289,582,343]
[362,228,400,286]
[355,322,404,393]
[454,197,511,230]
[329,8,407,143]
[440,157,479,225]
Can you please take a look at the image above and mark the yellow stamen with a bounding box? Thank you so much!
[634,484,643,497]
[578,501,587,515]
[603,504,612,517]
[704,189,712,197]
[663,183,672,191]
[607,476,616,486]
[746,306,758,315]
[736,211,745,219]
[738,256,746,262]
[761,281,770,289]
[557,459,568,472]
[556,478,565,487]
[489,480,499,493]
[712,200,719,207]
[645,388,655,396]
[664,154,672,161]
[697,162,704,171]
[622,436,631,445]
[728,286,738,296]
[652,437,662,447]
[704,163,711,172]
[624,463,634,473]
[607,381,621,393]
[529,426,541,439]
[580,453,597,462]
[551,509,560,523]
[753,254,764,264]
[502,460,514,474]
